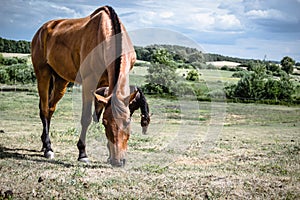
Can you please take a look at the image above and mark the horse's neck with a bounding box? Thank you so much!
[138,93,149,117]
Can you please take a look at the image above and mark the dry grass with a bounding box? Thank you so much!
[0,91,299,199]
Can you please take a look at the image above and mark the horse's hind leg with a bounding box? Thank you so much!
[36,65,54,158]
[48,74,69,120]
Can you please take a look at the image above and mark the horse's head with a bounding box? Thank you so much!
[141,114,151,134]
[94,89,137,167]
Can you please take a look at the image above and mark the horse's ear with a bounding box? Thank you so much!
[125,90,138,106]
[93,91,111,105]
[94,87,109,97]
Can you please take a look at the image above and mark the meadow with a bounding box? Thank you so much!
[0,66,299,199]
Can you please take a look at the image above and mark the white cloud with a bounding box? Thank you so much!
[160,11,174,19]
[50,4,82,18]
[193,13,215,30]
[139,11,156,25]
[246,9,297,23]
[191,13,243,32]
[215,14,243,31]
[122,1,244,33]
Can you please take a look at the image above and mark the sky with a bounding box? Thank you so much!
[0,0,299,61]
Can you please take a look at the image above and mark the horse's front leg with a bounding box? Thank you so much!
[77,86,93,163]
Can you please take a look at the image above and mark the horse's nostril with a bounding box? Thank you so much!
[122,159,126,166]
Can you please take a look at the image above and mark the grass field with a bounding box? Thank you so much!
[0,88,299,199]
[0,64,299,199]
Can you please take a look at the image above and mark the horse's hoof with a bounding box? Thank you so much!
[78,157,90,163]
[44,151,54,159]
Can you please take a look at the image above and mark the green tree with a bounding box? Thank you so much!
[277,74,295,100]
[143,49,178,95]
[150,49,175,67]
[187,52,204,63]
[186,69,200,81]
[266,62,281,76]
[281,56,295,74]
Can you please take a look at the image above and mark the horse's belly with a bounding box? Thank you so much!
[46,45,80,82]
[48,58,79,83]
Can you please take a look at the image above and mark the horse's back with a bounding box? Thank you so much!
[31,8,111,82]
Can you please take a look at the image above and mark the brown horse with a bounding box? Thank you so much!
[31,6,136,167]
[94,85,151,134]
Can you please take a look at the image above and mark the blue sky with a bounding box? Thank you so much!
[0,0,299,61]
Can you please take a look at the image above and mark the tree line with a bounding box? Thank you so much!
[134,44,267,66]
[1,37,298,66]
[0,37,31,54]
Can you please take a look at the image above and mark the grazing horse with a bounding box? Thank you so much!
[94,86,151,134]
[31,6,136,167]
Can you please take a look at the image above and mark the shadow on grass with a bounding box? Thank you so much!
[0,145,110,169]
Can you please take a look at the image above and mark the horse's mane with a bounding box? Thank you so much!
[104,6,128,119]
[106,6,122,87]
[90,6,121,87]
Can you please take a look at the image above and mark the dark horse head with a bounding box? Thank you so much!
[129,86,151,134]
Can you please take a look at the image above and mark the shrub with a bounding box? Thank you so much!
[0,64,36,84]
[225,63,295,103]
[186,69,200,81]
[221,65,229,71]
[281,56,295,74]
[0,53,3,64]
[0,68,9,83]
[232,71,248,78]
[208,89,226,99]
[173,82,195,96]
[0,56,28,65]
[207,64,217,70]
[3,57,18,65]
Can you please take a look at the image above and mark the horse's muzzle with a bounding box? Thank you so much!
[109,158,126,167]
[142,126,148,134]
